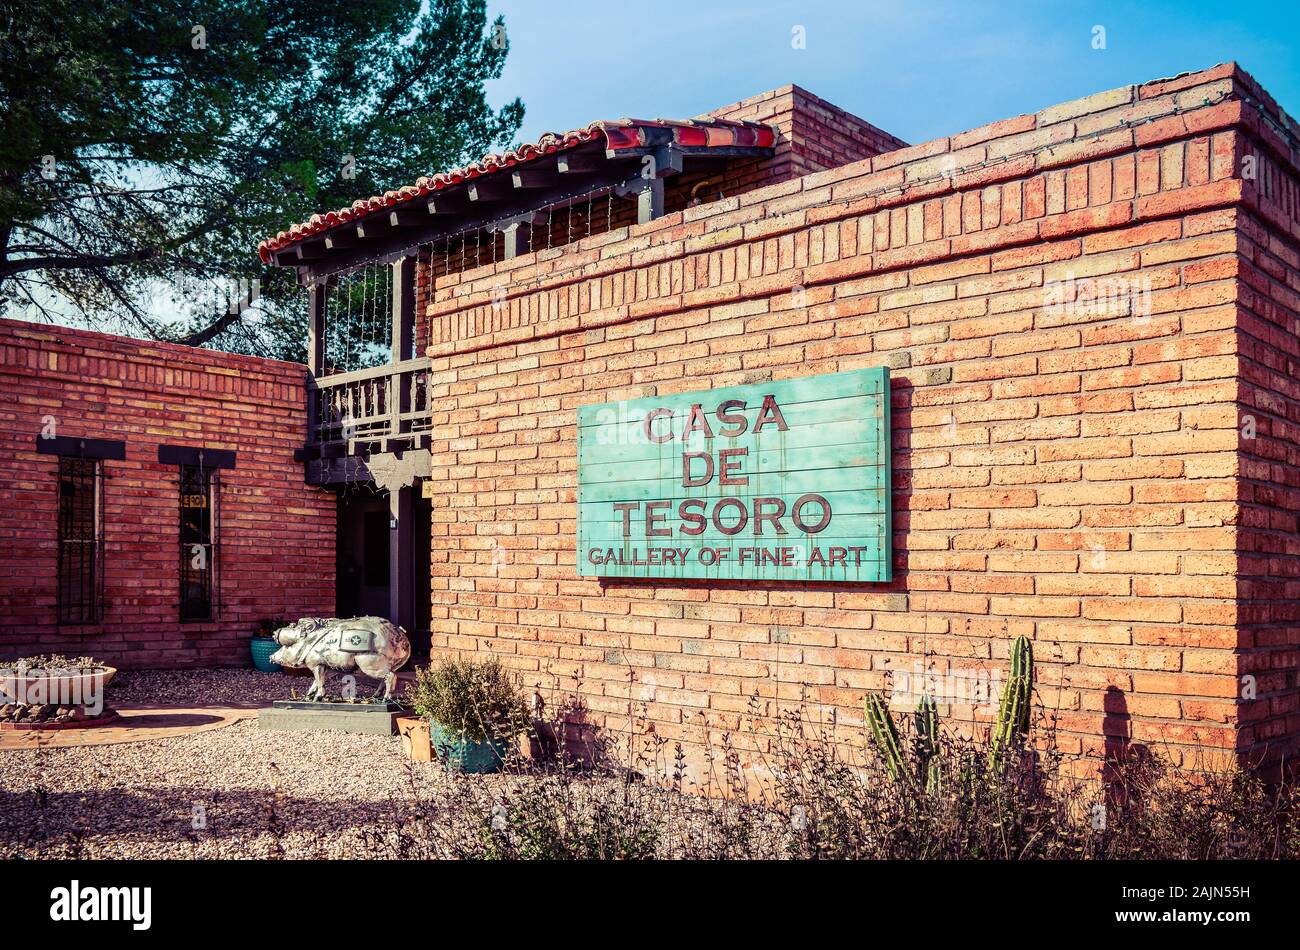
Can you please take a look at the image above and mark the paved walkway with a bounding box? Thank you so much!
[0,703,266,750]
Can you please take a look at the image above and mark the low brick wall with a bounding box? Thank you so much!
[420,63,1300,776]
[0,320,335,668]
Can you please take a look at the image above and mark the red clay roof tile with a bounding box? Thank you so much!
[257,117,776,263]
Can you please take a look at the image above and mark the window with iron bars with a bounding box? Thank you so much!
[179,465,219,621]
[57,457,103,624]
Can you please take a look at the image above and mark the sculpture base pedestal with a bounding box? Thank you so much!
[258,700,407,736]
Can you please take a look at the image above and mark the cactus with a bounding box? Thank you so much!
[988,635,1034,772]
[914,694,942,795]
[865,692,912,787]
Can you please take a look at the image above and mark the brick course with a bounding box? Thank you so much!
[420,63,1300,775]
[0,321,335,668]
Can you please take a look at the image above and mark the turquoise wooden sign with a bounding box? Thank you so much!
[577,366,892,582]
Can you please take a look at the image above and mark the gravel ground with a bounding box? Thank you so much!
[0,669,785,859]
[105,667,337,706]
[0,669,493,859]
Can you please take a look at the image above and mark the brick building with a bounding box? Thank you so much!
[0,322,334,666]
[4,63,1299,774]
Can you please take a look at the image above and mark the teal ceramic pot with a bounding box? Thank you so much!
[250,637,282,673]
[430,721,510,773]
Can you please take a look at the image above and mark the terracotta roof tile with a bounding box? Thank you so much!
[258,117,776,263]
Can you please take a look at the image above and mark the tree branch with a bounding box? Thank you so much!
[0,248,156,281]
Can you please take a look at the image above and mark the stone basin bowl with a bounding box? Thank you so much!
[0,666,116,706]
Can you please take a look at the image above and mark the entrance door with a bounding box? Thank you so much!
[336,491,390,619]
[335,484,430,654]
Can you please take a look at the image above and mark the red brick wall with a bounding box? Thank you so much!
[1235,78,1300,761]
[418,63,1300,777]
[0,320,335,669]
[707,84,907,179]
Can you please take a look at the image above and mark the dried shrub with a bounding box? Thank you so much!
[404,657,529,744]
[349,695,1300,861]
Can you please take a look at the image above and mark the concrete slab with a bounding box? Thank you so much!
[258,701,407,735]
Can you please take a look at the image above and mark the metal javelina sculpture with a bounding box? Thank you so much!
[270,617,411,702]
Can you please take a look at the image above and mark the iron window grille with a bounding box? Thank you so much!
[57,457,103,624]
[178,464,220,621]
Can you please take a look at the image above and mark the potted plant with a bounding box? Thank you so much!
[0,655,115,722]
[405,657,528,773]
[250,618,284,672]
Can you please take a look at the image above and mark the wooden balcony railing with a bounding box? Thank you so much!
[306,357,433,451]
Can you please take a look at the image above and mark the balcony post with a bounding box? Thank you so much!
[305,280,328,445]
[388,484,414,633]
[306,279,327,376]
[391,256,416,363]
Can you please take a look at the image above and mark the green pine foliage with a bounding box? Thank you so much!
[0,0,525,356]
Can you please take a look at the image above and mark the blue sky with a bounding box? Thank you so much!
[484,0,1299,148]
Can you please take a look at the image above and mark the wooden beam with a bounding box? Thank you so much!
[279,141,778,279]
[618,177,665,224]
[427,194,467,215]
[295,241,324,262]
[388,206,426,228]
[359,217,394,240]
[324,230,355,251]
[511,167,554,189]
[467,177,511,203]
[390,256,416,362]
[306,280,326,377]
[653,145,685,176]
[556,151,602,174]
[299,158,646,280]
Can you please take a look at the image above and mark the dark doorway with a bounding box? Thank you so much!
[335,484,431,654]
[336,490,390,620]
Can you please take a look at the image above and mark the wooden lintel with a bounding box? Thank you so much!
[467,177,511,203]
[557,151,602,174]
[324,230,355,251]
[297,157,647,280]
[389,207,426,228]
[511,167,554,189]
[465,183,504,205]
[428,194,467,215]
[490,210,548,231]
[272,141,778,278]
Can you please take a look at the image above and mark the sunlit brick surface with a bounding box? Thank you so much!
[419,64,1300,774]
[0,322,335,667]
